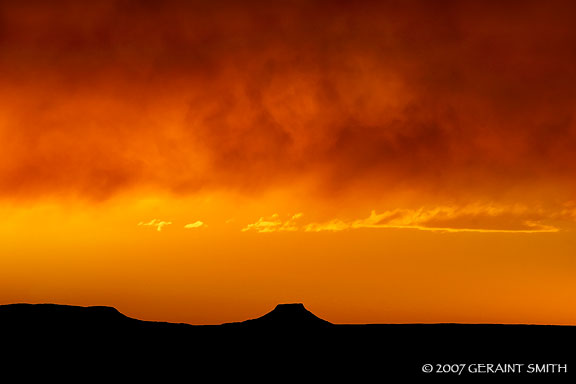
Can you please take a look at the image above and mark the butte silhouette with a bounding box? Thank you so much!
[1,302,572,381]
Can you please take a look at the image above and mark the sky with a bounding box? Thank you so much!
[1,0,576,325]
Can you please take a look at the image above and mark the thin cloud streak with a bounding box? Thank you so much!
[304,206,561,233]
[243,205,568,233]
[138,219,172,232]
[242,213,303,233]
[184,221,205,229]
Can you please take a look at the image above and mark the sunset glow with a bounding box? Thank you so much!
[1,0,576,325]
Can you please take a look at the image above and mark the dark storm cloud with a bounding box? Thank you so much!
[0,0,575,204]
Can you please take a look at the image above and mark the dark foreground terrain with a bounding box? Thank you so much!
[1,303,573,382]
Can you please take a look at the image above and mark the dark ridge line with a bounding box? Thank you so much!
[0,302,573,327]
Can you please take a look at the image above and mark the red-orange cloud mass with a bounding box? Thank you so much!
[1,0,575,207]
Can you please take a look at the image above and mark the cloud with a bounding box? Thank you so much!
[304,206,562,233]
[242,213,303,233]
[184,221,205,229]
[1,0,575,207]
[240,205,573,234]
[138,219,172,232]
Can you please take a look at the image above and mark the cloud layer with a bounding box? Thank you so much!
[1,0,575,206]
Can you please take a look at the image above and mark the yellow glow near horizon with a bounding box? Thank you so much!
[1,192,575,325]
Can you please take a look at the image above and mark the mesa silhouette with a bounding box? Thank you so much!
[1,303,573,380]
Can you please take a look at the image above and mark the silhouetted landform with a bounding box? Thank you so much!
[223,303,332,327]
[2,303,573,382]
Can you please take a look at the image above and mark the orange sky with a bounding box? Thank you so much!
[1,0,576,325]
